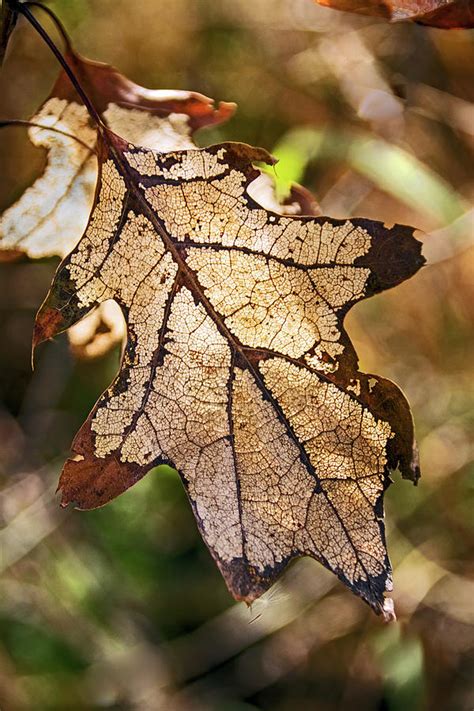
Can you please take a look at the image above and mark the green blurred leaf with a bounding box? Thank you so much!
[270,128,467,224]
[0,616,87,673]
[348,137,466,225]
[372,626,426,711]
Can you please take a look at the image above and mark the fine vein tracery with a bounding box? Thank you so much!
[35,137,425,617]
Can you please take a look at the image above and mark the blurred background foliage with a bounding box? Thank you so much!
[0,0,473,709]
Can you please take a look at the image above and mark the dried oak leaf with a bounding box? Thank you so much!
[34,122,424,618]
[314,0,474,28]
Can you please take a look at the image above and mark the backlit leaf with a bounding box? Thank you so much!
[34,124,424,618]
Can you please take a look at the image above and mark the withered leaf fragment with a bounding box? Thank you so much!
[313,0,474,28]
[0,37,314,359]
[0,42,234,357]
[0,47,235,259]
[35,123,424,618]
[0,43,314,259]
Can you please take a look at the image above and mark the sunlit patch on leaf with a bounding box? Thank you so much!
[68,300,126,360]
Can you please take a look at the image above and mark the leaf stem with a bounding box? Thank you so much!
[6,0,103,130]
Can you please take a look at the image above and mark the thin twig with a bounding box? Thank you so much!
[0,118,98,153]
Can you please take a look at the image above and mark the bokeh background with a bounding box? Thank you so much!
[0,1,473,709]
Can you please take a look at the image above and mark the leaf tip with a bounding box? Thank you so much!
[381,596,397,623]
[57,437,148,511]
[399,439,421,486]
[33,306,63,349]
[56,483,72,509]
[217,100,237,122]
[218,557,271,604]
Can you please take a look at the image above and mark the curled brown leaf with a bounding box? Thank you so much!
[313,0,474,28]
